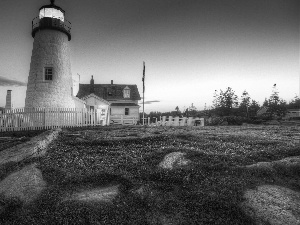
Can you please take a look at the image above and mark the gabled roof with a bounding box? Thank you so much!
[257,106,269,115]
[72,96,86,104]
[81,93,111,105]
[76,84,141,101]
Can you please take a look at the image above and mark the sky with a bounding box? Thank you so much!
[0,0,299,113]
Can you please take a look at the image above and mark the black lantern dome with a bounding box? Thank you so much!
[32,0,71,40]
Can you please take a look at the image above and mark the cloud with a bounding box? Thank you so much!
[0,76,27,86]
[139,100,160,105]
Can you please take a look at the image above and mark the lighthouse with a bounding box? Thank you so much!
[25,0,75,108]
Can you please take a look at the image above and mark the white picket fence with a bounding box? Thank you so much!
[0,108,109,132]
[110,115,138,125]
[143,116,205,127]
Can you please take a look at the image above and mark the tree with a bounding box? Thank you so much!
[188,103,197,111]
[266,84,287,118]
[239,90,251,118]
[212,87,239,116]
[187,103,197,117]
[175,106,179,112]
[218,87,239,116]
[248,100,260,118]
[287,95,300,109]
[212,90,220,109]
[263,98,268,107]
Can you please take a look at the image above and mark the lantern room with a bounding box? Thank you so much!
[39,0,65,22]
[32,0,71,41]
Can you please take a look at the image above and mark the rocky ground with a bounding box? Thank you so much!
[0,125,299,224]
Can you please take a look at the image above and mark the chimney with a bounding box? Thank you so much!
[111,80,113,85]
[5,90,12,109]
[90,75,94,93]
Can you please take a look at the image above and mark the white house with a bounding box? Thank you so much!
[75,76,141,120]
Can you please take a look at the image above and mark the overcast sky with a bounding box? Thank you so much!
[0,0,299,113]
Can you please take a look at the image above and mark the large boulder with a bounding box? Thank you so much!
[158,152,191,169]
[241,185,300,225]
[0,163,47,205]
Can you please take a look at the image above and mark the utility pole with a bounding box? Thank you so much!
[142,62,145,125]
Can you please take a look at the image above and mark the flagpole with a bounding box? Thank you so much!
[142,62,145,125]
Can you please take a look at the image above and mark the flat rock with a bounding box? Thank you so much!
[0,163,47,204]
[158,152,191,169]
[242,185,300,225]
[64,185,119,203]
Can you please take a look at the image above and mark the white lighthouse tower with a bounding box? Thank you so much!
[25,0,75,108]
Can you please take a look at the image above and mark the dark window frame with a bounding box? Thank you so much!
[125,107,129,115]
[45,67,53,81]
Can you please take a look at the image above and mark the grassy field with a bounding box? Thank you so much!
[1,125,300,224]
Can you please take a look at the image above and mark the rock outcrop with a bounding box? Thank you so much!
[0,129,61,166]
[158,152,191,169]
[0,163,46,205]
[242,185,300,225]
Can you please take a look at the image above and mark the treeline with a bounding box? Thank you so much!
[141,85,300,124]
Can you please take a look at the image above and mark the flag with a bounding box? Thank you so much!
[142,62,145,93]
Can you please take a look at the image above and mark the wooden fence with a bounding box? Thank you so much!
[0,108,204,132]
[110,115,138,125]
[143,116,205,127]
[0,108,109,132]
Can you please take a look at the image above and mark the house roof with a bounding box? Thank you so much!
[80,93,111,105]
[257,106,269,115]
[110,103,140,107]
[76,84,141,101]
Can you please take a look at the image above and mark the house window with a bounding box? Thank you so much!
[45,67,53,80]
[123,86,130,98]
[125,108,129,115]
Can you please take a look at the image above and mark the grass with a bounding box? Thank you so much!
[1,125,300,224]
[0,130,46,152]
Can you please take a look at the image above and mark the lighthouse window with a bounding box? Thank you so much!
[45,67,53,80]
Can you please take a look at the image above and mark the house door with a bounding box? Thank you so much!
[97,105,109,126]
